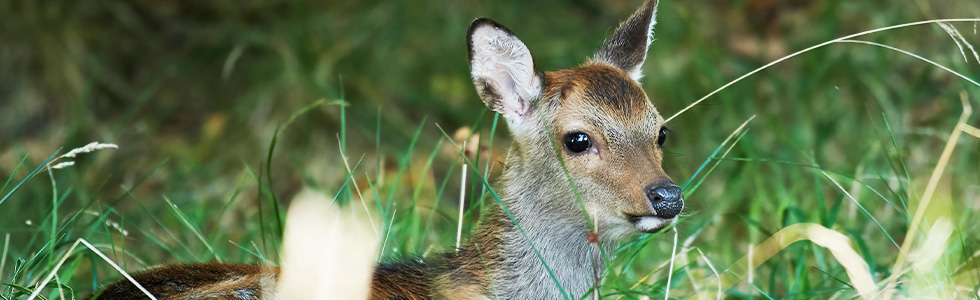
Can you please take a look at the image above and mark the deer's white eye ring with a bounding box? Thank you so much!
[564,132,592,153]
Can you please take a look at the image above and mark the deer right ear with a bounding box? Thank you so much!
[467,18,543,120]
[592,0,659,82]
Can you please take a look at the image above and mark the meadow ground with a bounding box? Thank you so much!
[2,0,980,299]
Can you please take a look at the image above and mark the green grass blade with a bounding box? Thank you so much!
[682,115,756,193]
[0,155,27,196]
[161,196,221,262]
[384,116,427,217]
[264,123,284,240]
[0,150,60,207]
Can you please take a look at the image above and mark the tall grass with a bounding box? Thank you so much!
[2,0,980,299]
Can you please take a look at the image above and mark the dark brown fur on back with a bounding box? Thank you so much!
[92,263,275,300]
[370,262,430,300]
[94,262,435,300]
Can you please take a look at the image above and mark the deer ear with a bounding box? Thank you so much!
[467,18,543,120]
[592,0,659,82]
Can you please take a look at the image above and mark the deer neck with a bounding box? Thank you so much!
[437,148,610,299]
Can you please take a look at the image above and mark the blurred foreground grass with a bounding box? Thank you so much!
[2,0,980,298]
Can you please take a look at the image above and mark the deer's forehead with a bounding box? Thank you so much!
[545,64,661,130]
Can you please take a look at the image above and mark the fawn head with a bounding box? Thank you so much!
[466,0,681,240]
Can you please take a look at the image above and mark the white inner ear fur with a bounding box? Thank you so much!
[470,26,542,118]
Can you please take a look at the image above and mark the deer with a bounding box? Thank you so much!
[91,0,682,299]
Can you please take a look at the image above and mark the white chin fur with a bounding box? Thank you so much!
[635,216,674,232]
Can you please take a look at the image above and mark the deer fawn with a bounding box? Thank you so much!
[93,0,682,299]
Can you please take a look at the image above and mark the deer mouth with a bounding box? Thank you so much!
[626,214,675,233]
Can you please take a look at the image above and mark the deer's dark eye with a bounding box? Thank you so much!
[657,127,668,147]
[564,132,592,153]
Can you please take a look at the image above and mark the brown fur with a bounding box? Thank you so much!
[93,263,277,300]
[369,262,430,300]
[546,64,648,120]
[92,1,679,299]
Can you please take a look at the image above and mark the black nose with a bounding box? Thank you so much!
[646,184,683,219]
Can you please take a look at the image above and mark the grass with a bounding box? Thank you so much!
[2,0,980,299]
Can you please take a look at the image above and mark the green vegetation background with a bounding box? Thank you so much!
[2,0,979,298]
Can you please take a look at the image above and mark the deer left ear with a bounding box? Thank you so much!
[592,0,659,82]
[467,18,542,120]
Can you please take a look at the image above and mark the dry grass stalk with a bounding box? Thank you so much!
[882,93,975,299]
[712,223,876,299]
[27,238,158,300]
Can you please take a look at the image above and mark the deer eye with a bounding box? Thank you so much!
[563,132,592,153]
[657,127,668,147]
